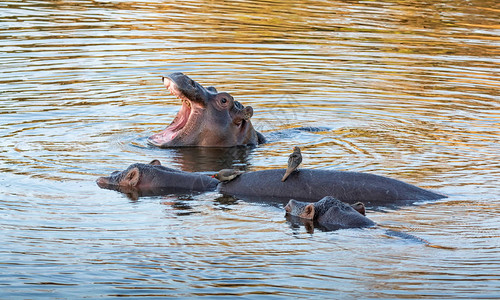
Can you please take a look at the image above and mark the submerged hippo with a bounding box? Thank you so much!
[97,161,446,205]
[285,196,376,230]
[284,196,434,246]
[96,160,219,193]
[148,73,266,147]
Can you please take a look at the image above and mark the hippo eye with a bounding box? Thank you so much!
[214,93,233,111]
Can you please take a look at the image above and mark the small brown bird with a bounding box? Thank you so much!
[282,146,302,182]
[212,169,244,182]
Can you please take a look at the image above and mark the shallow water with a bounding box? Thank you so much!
[1,0,499,298]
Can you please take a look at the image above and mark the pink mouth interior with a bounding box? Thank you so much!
[149,101,191,144]
[149,80,193,145]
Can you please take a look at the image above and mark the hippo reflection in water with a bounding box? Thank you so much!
[148,73,266,148]
[97,160,446,205]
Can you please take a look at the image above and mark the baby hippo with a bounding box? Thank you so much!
[285,196,375,229]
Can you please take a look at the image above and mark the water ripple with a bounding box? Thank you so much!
[1,0,499,298]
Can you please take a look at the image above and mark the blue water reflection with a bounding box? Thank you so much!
[1,0,499,298]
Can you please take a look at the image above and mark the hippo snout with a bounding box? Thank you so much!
[96,177,110,188]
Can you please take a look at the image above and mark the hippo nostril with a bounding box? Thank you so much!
[96,177,109,187]
[161,76,165,82]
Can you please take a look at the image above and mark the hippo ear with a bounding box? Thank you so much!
[301,204,315,220]
[242,106,253,120]
[149,159,161,166]
[351,202,366,216]
[122,167,140,187]
[207,86,218,93]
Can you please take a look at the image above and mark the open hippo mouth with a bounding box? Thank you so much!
[147,72,263,148]
[147,74,205,147]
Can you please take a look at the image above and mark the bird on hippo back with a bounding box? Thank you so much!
[97,159,446,205]
[110,75,447,203]
[282,146,302,182]
[148,72,266,148]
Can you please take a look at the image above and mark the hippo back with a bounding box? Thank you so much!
[218,168,445,204]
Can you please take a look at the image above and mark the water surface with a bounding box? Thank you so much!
[1,0,499,298]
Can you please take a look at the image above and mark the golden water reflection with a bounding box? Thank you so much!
[0,0,499,298]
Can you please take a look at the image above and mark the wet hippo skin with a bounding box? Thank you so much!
[285,196,376,230]
[218,168,446,204]
[284,196,433,244]
[96,161,219,192]
[148,73,265,148]
[97,162,446,204]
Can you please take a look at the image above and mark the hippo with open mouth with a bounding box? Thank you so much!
[148,73,266,147]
